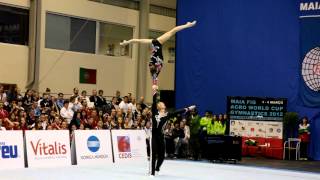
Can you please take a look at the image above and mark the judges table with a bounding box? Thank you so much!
[205,135,242,163]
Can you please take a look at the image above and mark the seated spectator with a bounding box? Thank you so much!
[117,117,124,129]
[85,117,96,129]
[81,90,94,108]
[90,89,103,109]
[115,90,122,105]
[139,96,147,111]
[124,117,132,129]
[172,121,186,158]
[71,87,80,104]
[60,100,74,124]
[40,93,53,113]
[22,89,34,111]
[56,93,64,110]
[0,85,8,107]
[69,96,82,112]
[164,120,174,158]
[119,96,129,113]
[111,97,119,110]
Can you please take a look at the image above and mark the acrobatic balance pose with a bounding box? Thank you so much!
[120,21,196,86]
[150,85,195,176]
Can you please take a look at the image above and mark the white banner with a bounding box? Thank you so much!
[25,130,71,168]
[230,120,283,139]
[112,130,147,165]
[74,130,113,166]
[0,131,24,169]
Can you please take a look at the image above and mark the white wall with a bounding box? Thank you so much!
[0,0,176,102]
[0,1,29,90]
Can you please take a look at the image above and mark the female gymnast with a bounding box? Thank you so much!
[120,21,196,85]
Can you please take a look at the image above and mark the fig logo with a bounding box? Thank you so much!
[302,47,320,91]
[87,136,100,153]
[30,139,67,156]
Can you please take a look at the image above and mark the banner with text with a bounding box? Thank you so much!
[0,131,24,169]
[111,130,147,165]
[74,130,113,166]
[227,96,287,121]
[25,130,71,168]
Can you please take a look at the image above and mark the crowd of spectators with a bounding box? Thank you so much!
[0,84,229,160]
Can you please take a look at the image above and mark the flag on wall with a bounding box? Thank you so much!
[299,1,320,107]
[79,67,96,84]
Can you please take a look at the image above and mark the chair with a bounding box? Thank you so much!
[283,138,301,160]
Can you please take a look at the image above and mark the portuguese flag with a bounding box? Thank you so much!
[79,67,96,84]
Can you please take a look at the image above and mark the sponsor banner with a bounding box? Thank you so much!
[0,131,24,169]
[227,96,287,121]
[74,130,113,166]
[25,130,71,168]
[230,120,283,139]
[112,130,147,164]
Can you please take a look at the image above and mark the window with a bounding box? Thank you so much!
[99,22,133,57]
[149,30,175,63]
[45,13,96,53]
[0,5,29,45]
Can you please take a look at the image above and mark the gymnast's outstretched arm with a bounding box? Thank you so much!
[120,39,152,46]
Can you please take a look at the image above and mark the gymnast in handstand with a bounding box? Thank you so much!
[120,21,196,86]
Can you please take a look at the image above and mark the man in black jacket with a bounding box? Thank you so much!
[150,85,195,176]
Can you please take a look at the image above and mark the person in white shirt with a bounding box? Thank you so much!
[69,96,82,112]
[80,90,94,108]
[60,100,74,124]
[119,96,129,113]
[128,97,137,113]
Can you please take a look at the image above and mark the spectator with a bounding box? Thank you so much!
[90,89,103,109]
[72,87,80,104]
[81,90,94,108]
[111,97,119,110]
[56,93,64,110]
[0,85,8,107]
[60,100,74,124]
[117,116,124,129]
[127,93,133,103]
[115,90,122,105]
[69,96,82,112]
[164,120,174,158]
[119,96,129,113]
[207,114,226,135]
[139,96,147,111]
[299,117,311,160]
[129,98,137,114]
[172,121,185,158]
[23,89,34,111]
[40,93,53,113]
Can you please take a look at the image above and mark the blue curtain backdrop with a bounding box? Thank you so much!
[176,0,320,160]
